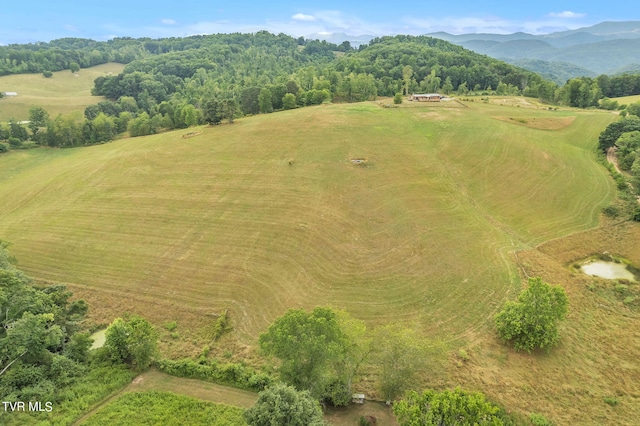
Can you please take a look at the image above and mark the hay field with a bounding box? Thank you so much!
[614,94,640,105]
[0,63,124,121]
[0,101,614,344]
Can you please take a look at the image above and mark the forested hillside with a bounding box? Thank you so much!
[3,31,640,151]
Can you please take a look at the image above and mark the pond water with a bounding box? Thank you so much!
[90,329,106,350]
[581,261,636,281]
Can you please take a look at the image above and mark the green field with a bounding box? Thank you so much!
[0,101,614,341]
[0,63,124,121]
[613,94,640,105]
[0,99,627,423]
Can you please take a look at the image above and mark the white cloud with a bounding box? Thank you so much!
[161,19,177,25]
[548,11,586,19]
[292,13,316,22]
[403,13,591,35]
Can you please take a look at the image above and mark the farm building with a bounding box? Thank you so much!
[2,92,17,97]
[410,93,442,102]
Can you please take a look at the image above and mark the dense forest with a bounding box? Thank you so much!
[2,32,640,150]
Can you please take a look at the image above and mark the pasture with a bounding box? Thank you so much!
[0,63,124,121]
[613,94,640,105]
[1,100,632,423]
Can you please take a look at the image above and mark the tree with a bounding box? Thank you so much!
[372,324,440,402]
[8,119,28,141]
[598,116,640,151]
[494,277,568,353]
[402,65,413,96]
[244,383,324,426]
[259,307,349,397]
[393,388,511,426]
[203,98,223,125]
[282,93,297,110]
[69,62,80,73]
[222,98,239,123]
[104,315,158,371]
[258,87,273,113]
[627,102,640,118]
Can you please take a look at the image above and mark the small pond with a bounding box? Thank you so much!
[581,261,636,281]
[90,329,106,350]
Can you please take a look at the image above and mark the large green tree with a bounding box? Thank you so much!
[244,383,324,426]
[494,277,568,353]
[28,106,49,141]
[259,307,349,397]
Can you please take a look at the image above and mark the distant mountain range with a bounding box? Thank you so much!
[309,21,640,84]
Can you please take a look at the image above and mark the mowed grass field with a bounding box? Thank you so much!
[0,63,124,121]
[0,99,627,423]
[613,94,640,105]
[0,101,614,340]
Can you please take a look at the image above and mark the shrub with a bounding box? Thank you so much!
[8,137,22,147]
[43,71,53,78]
[163,320,177,331]
[394,388,513,426]
[0,143,8,153]
[529,412,554,425]
[322,379,351,407]
[393,93,403,104]
[155,358,274,391]
[604,397,618,406]
[602,205,620,218]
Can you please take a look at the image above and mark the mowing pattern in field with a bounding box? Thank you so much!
[0,102,614,341]
[0,63,124,121]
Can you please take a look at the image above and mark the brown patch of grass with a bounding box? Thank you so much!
[493,115,576,130]
[452,221,640,425]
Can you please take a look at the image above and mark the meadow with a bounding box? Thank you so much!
[0,63,124,121]
[2,96,636,423]
[614,94,640,105]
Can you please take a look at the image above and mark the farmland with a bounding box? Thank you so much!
[0,63,124,121]
[2,94,639,423]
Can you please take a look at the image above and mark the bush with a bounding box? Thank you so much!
[393,93,403,104]
[155,358,274,391]
[0,143,8,153]
[210,310,232,340]
[163,320,177,331]
[8,137,22,147]
[394,388,513,426]
[530,412,554,425]
[604,397,618,406]
[43,70,53,78]
[244,383,324,426]
[322,379,351,406]
[602,205,620,218]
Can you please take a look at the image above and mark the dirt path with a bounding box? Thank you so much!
[606,147,640,204]
[607,147,623,174]
[72,369,258,425]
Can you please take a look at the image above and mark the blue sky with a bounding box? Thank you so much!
[1,1,636,45]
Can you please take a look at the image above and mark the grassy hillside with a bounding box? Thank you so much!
[0,101,613,337]
[0,99,627,423]
[0,63,124,121]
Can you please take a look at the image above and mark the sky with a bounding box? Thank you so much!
[1,1,637,45]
